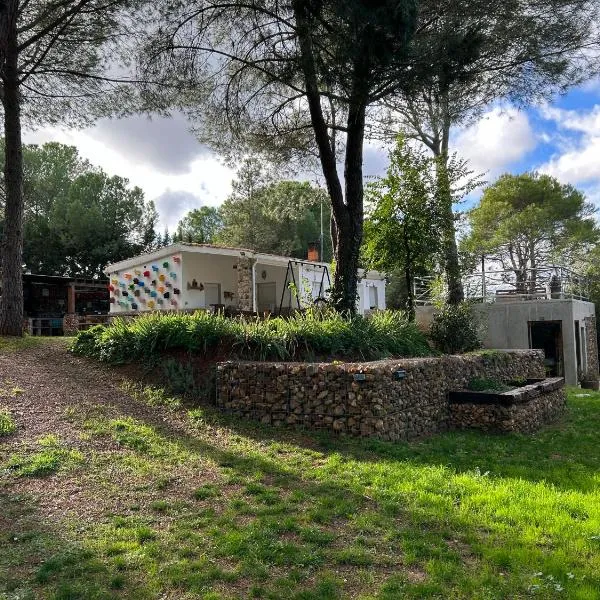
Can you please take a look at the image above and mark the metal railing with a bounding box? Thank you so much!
[414,265,590,305]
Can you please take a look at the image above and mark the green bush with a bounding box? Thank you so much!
[467,377,512,393]
[429,302,482,354]
[70,309,432,364]
[0,409,16,436]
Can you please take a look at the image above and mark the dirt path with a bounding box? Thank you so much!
[0,340,214,521]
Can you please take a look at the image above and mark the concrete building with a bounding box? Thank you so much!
[415,266,599,386]
[104,243,386,316]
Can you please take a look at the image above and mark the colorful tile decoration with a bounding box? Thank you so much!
[110,256,182,313]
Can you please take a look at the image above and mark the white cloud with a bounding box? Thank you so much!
[538,104,600,185]
[453,106,536,175]
[24,123,235,230]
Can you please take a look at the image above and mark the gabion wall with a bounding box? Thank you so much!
[216,350,561,441]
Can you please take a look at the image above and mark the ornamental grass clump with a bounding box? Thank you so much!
[71,309,432,364]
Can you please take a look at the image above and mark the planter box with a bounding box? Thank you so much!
[449,377,566,433]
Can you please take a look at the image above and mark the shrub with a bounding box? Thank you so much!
[71,309,432,364]
[429,302,482,354]
[0,409,16,436]
[467,377,512,393]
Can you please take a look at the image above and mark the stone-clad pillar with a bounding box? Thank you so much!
[236,256,255,312]
[584,316,599,379]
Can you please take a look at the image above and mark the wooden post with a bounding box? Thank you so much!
[67,283,76,314]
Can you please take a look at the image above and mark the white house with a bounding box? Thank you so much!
[104,243,386,316]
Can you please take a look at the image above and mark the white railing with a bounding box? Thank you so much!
[414,266,590,305]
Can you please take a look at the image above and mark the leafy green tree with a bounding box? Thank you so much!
[364,138,481,318]
[174,206,223,244]
[0,142,158,278]
[218,179,332,262]
[139,0,490,312]
[382,0,598,305]
[463,173,599,290]
[363,140,441,319]
[139,0,598,313]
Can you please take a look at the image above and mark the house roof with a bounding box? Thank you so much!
[104,243,385,280]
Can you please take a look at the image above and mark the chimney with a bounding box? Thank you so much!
[307,242,319,262]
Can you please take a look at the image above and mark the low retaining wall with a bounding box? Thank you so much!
[216,350,562,441]
[449,377,566,433]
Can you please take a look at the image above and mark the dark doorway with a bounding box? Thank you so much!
[529,321,563,376]
[575,320,581,374]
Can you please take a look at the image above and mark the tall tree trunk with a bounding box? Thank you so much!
[293,0,364,313]
[437,111,464,305]
[404,235,415,321]
[332,101,366,313]
[0,0,24,336]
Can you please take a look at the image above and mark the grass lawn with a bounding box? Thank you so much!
[1,339,600,599]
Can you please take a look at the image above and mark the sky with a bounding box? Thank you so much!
[23,77,600,231]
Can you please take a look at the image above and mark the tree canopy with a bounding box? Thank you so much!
[0,0,151,334]
[218,179,332,261]
[173,206,223,245]
[462,173,599,287]
[0,142,158,278]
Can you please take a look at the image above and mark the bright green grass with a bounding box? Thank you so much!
[5,435,84,476]
[1,388,600,599]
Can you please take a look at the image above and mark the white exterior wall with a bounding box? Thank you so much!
[359,277,386,312]
[105,244,387,316]
[180,252,238,310]
[107,250,183,313]
[254,262,299,311]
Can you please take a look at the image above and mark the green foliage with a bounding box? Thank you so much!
[6,436,83,477]
[173,206,223,244]
[363,138,441,317]
[463,172,599,279]
[429,303,482,354]
[467,377,512,393]
[0,409,16,436]
[218,163,333,261]
[0,142,159,277]
[71,309,432,364]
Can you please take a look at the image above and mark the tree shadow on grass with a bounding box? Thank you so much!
[0,490,153,600]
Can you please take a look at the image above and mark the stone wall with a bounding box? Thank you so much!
[584,316,599,380]
[449,378,565,433]
[236,257,255,312]
[216,350,555,441]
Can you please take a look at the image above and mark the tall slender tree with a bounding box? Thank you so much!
[0,0,146,335]
[139,1,484,312]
